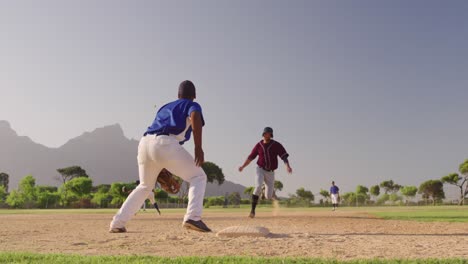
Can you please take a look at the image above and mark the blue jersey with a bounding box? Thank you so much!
[144,99,205,144]
[330,185,339,194]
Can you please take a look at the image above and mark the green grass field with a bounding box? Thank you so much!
[370,206,468,222]
[1,206,466,223]
[0,252,466,264]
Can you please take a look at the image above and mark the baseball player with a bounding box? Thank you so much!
[122,180,156,211]
[122,180,157,212]
[238,127,292,218]
[330,181,340,211]
[141,189,160,214]
[135,180,158,212]
[110,80,210,233]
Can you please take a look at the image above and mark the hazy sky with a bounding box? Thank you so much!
[1,1,467,197]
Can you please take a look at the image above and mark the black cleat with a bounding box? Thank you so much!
[183,220,212,232]
[109,227,127,233]
[249,211,255,218]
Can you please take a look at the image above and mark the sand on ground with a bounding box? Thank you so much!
[0,209,467,259]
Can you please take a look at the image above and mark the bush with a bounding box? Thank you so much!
[71,198,92,208]
[36,191,60,209]
[59,188,79,206]
[7,175,37,208]
[154,189,169,199]
[109,182,136,206]
[283,197,313,207]
[205,196,225,207]
[91,191,112,208]
[92,184,110,193]
[36,186,58,193]
[0,185,7,203]
[6,190,25,208]
[240,199,250,205]
[389,193,402,203]
[376,194,390,205]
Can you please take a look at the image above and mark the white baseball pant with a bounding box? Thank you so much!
[331,194,339,204]
[110,135,207,229]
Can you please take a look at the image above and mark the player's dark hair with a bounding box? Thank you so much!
[178,80,196,99]
[262,127,274,138]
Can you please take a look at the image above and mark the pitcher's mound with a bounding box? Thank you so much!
[216,226,270,238]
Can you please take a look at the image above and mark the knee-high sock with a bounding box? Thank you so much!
[251,194,259,212]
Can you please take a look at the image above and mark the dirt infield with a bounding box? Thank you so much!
[0,209,467,260]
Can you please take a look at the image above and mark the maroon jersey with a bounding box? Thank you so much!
[248,140,289,171]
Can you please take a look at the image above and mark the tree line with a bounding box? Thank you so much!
[316,159,468,206]
[0,162,225,209]
[0,159,466,209]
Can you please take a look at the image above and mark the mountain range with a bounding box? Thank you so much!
[0,120,248,197]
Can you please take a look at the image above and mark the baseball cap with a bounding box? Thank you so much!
[262,127,274,137]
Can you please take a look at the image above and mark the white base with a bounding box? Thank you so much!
[216,226,271,238]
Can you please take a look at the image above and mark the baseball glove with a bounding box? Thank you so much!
[157,168,181,194]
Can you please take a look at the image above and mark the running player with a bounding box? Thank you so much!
[239,127,292,218]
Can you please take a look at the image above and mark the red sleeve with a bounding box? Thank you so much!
[247,143,259,161]
[277,143,289,160]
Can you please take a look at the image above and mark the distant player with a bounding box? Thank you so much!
[121,180,158,213]
[239,127,292,218]
[330,181,340,211]
[110,80,210,233]
[136,180,156,212]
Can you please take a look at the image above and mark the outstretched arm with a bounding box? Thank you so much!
[283,158,292,174]
[239,144,258,172]
[278,143,292,174]
[239,159,253,172]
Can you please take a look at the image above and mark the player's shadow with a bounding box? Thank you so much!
[267,233,291,238]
